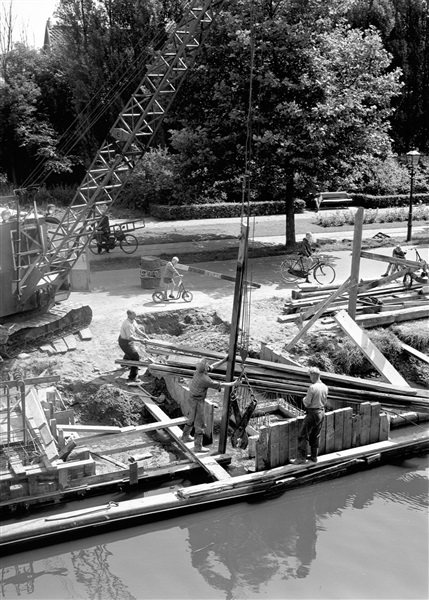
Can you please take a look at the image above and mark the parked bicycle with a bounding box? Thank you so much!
[280,253,337,285]
[152,275,193,303]
[89,229,138,254]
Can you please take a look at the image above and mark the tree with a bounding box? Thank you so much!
[168,0,403,245]
[0,44,73,185]
[346,0,429,153]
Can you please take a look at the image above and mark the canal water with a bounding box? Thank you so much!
[1,454,428,600]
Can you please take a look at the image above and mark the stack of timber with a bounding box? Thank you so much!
[279,281,429,326]
[131,340,429,414]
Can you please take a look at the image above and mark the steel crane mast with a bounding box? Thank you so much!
[15,0,225,306]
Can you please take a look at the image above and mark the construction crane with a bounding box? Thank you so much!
[0,0,225,357]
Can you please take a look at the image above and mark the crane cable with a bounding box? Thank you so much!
[238,0,256,364]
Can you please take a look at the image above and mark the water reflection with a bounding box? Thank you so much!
[1,456,427,600]
[0,564,68,597]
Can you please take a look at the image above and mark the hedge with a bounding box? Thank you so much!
[351,193,429,209]
[149,199,306,220]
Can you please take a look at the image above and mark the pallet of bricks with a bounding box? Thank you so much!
[255,402,389,471]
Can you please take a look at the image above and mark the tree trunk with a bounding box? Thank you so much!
[285,172,296,248]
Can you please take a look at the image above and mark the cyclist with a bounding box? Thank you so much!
[299,232,315,281]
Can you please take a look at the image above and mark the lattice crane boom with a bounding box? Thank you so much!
[16,0,225,305]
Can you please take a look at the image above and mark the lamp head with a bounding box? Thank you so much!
[406,150,421,169]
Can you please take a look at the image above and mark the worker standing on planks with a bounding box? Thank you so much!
[118,309,149,383]
[181,356,238,453]
[295,367,328,464]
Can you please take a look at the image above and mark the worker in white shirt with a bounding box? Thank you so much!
[118,309,149,382]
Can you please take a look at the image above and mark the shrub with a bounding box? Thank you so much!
[150,199,304,220]
[390,323,429,352]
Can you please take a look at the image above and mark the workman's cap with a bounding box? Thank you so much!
[196,359,207,373]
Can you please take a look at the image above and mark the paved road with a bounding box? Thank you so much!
[72,243,429,322]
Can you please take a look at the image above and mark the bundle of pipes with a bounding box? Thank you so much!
[142,340,429,413]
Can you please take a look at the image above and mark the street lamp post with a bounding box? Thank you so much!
[406,149,421,242]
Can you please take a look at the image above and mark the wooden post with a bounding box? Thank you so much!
[204,400,215,445]
[325,412,335,454]
[269,421,282,468]
[318,417,326,455]
[219,224,249,454]
[334,410,344,452]
[352,414,361,448]
[348,206,364,319]
[342,407,353,450]
[129,461,139,485]
[255,425,270,472]
[369,403,381,443]
[278,422,289,466]
[379,413,389,441]
[288,418,299,460]
[360,402,372,445]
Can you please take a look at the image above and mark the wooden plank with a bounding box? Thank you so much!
[369,403,381,444]
[359,403,372,446]
[78,328,92,340]
[342,407,353,450]
[285,277,352,350]
[399,342,429,365]
[325,412,335,454]
[25,390,59,462]
[256,426,270,472]
[39,345,55,355]
[334,310,409,387]
[278,421,289,466]
[57,417,187,436]
[318,417,326,455]
[52,339,68,354]
[352,414,361,448]
[52,409,75,426]
[355,305,429,328]
[137,391,224,480]
[199,456,231,480]
[269,421,282,468]
[360,250,423,269]
[288,418,299,460]
[334,410,344,452]
[63,335,77,351]
[379,413,389,441]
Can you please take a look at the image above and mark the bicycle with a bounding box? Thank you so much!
[280,253,336,285]
[152,275,193,303]
[402,247,428,288]
[89,229,138,254]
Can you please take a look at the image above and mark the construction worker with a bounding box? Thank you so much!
[181,356,238,453]
[295,367,328,464]
[118,309,149,383]
[382,245,406,277]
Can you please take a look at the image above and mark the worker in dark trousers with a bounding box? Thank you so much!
[181,356,238,453]
[118,309,149,382]
[295,367,328,464]
[382,245,406,277]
